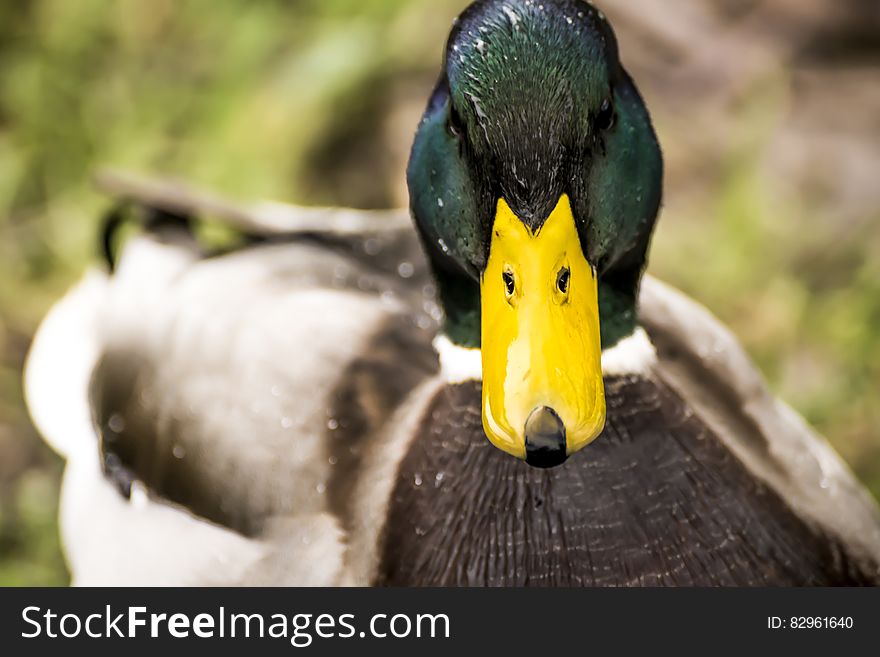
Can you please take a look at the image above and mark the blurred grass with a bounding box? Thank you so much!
[0,0,878,586]
[650,83,880,496]
[0,0,465,588]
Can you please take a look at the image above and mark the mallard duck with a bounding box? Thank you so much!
[26,0,880,586]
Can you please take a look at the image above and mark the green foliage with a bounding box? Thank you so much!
[0,467,68,586]
[650,89,880,494]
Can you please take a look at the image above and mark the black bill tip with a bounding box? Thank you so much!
[524,406,567,469]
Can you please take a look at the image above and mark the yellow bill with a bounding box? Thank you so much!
[481,195,606,467]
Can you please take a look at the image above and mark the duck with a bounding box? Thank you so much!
[25,0,880,586]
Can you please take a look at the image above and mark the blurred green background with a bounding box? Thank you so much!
[0,0,878,586]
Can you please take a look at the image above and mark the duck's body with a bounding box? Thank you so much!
[26,0,880,586]
[26,184,880,586]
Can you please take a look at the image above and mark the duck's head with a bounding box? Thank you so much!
[409,0,663,468]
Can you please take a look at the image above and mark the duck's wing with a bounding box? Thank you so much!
[26,193,439,586]
[25,269,285,586]
[639,276,880,564]
[95,169,413,237]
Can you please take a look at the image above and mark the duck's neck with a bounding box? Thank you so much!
[433,267,482,349]
[433,266,643,352]
[434,268,656,384]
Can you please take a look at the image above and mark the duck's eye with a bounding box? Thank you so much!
[502,269,516,299]
[556,267,571,295]
[596,97,616,132]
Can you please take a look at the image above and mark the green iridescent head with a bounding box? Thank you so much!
[408,0,664,467]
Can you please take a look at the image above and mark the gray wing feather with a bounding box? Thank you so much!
[640,275,880,562]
